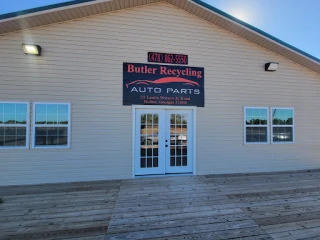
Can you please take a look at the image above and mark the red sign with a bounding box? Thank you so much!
[148,52,188,65]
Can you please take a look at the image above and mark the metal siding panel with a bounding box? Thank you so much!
[68,8,80,19]
[95,3,104,14]
[254,37,267,47]
[53,11,65,22]
[84,6,93,16]
[177,0,186,8]
[114,0,121,10]
[212,16,223,26]
[127,0,135,8]
[32,15,46,26]
[218,19,229,29]
[194,6,203,17]
[244,35,257,46]
[99,2,108,13]
[207,14,217,23]
[170,0,177,6]
[202,11,211,21]
[26,16,39,27]
[6,21,19,32]
[19,18,34,29]
[80,6,90,17]
[61,10,74,21]
[232,27,243,36]
[119,0,125,9]
[227,25,238,34]
[0,25,5,34]
[237,29,251,39]
[180,0,189,11]
[73,7,84,18]
[170,0,177,5]
[104,2,112,12]
[110,1,117,11]
[35,15,51,26]
[2,21,15,32]
[223,22,234,32]
[189,5,198,15]
[89,5,99,15]
[43,12,56,24]
[47,11,60,23]
[124,0,130,9]
[133,0,138,8]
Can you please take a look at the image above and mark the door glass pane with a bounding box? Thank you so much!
[169,114,187,167]
[140,113,159,168]
[141,158,146,168]
[153,157,158,167]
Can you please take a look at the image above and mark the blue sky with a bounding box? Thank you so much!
[1,0,320,60]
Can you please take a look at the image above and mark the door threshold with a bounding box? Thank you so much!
[135,173,194,178]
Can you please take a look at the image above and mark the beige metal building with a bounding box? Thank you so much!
[0,0,320,186]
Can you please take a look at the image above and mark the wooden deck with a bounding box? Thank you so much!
[2,170,320,239]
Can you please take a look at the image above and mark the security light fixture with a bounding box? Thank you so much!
[22,44,41,56]
[265,62,279,71]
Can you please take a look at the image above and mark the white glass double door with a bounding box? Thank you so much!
[135,109,193,175]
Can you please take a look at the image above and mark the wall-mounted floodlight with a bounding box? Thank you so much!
[22,44,41,56]
[265,62,279,71]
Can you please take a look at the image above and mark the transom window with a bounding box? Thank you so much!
[244,107,269,143]
[271,108,294,143]
[0,102,29,148]
[33,103,70,148]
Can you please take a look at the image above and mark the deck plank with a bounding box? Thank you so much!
[2,170,320,239]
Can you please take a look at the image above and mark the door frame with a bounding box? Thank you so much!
[132,105,197,177]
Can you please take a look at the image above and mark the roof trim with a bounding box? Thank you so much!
[0,0,95,21]
[192,0,320,63]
